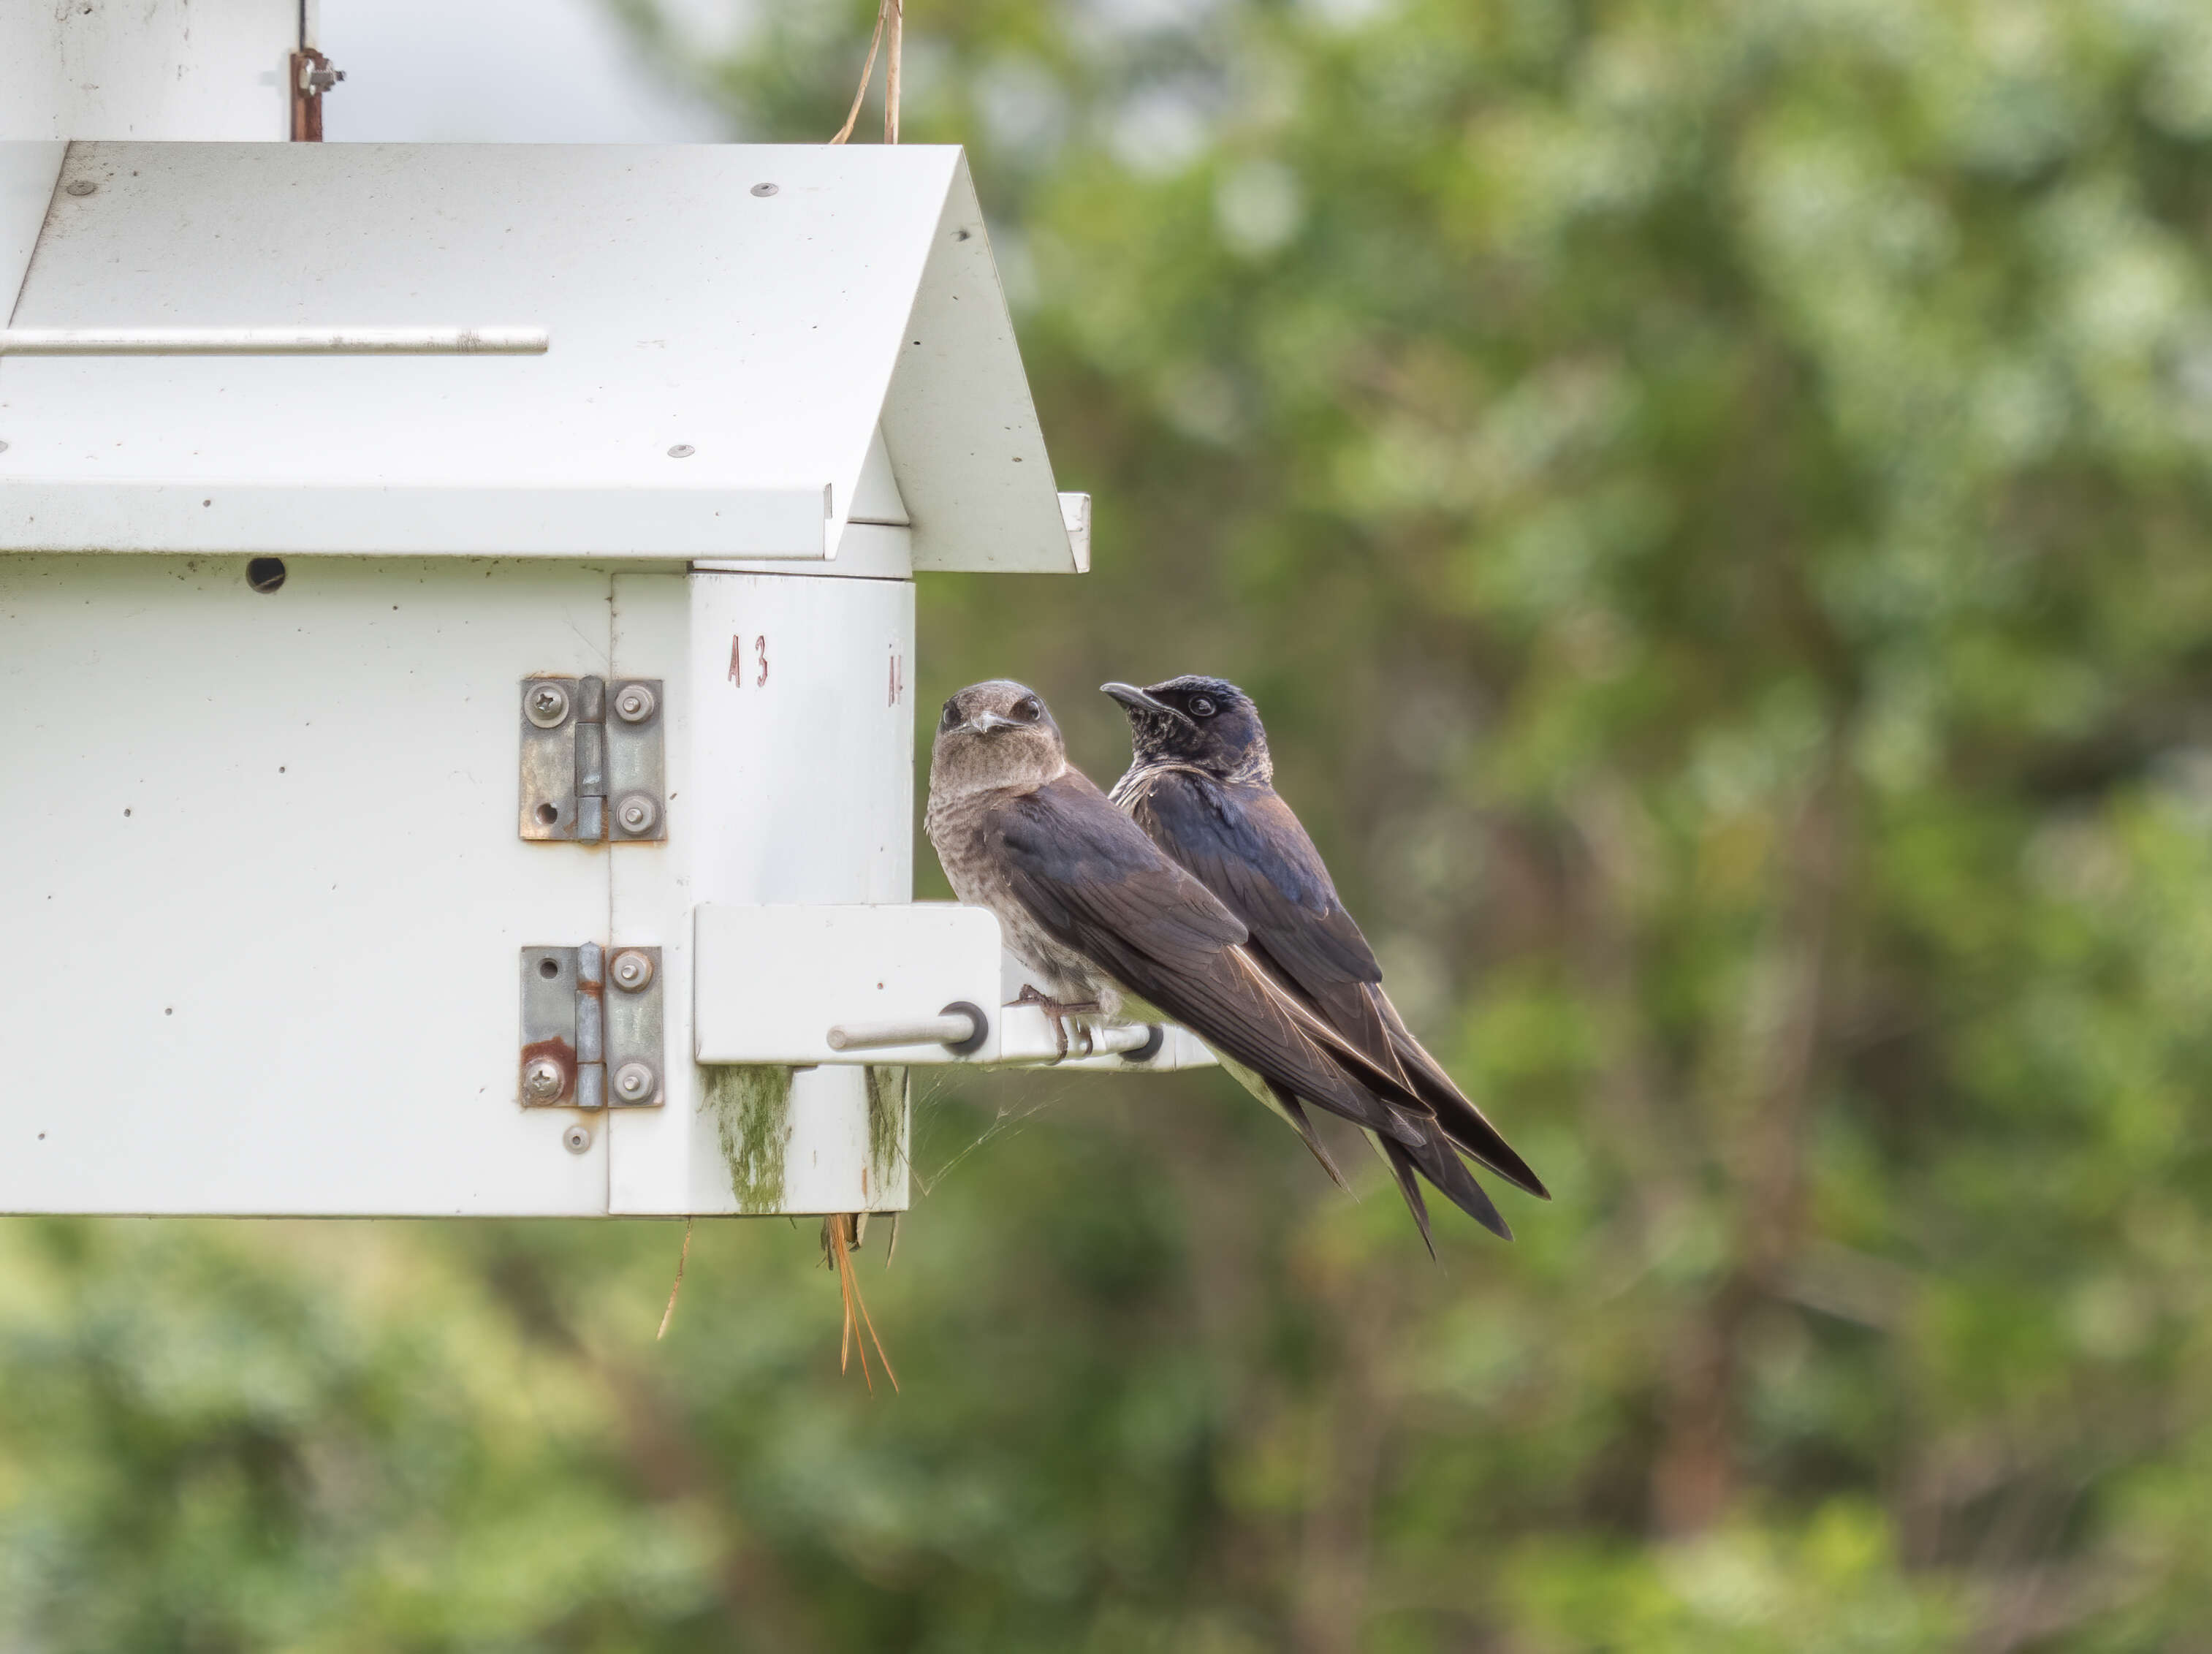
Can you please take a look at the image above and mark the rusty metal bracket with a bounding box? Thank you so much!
[519,675,664,843]
[289,49,346,143]
[519,944,664,1109]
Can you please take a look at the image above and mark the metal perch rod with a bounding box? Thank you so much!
[0,327,550,355]
[828,1011,984,1052]
[826,1007,1162,1058]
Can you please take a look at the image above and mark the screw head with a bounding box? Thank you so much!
[611,949,655,993]
[64,180,96,197]
[563,1123,593,1154]
[751,182,778,197]
[613,1061,655,1104]
[616,794,659,835]
[525,681,570,728]
[614,683,656,724]
[523,1058,565,1101]
[666,444,695,459]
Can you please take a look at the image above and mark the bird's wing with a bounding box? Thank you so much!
[1133,770,1548,1202]
[1126,772,1403,1071]
[989,773,1421,1145]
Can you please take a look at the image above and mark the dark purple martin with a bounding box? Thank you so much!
[924,680,1440,1177]
[1104,675,1548,1249]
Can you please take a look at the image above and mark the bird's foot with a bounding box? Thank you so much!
[1014,985,1101,1059]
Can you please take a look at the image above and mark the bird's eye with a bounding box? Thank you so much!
[1187,695,1217,718]
[940,699,961,730]
[1013,696,1042,723]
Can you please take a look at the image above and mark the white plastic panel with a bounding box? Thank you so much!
[848,427,910,526]
[0,0,296,143]
[1,143,62,316]
[606,569,919,1216]
[0,142,1080,568]
[693,905,1004,1066]
[891,162,1081,573]
[0,553,618,1215]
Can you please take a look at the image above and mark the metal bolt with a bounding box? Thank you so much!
[613,1061,655,1104]
[523,1058,564,1101]
[611,949,655,993]
[666,444,695,459]
[525,681,569,727]
[563,1123,593,1154]
[751,182,778,197]
[64,180,96,197]
[614,683,656,723]
[617,794,658,835]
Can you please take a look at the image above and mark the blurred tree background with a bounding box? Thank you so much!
[11,0,2212,1646]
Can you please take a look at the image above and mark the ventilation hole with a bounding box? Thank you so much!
[246,558,286,593]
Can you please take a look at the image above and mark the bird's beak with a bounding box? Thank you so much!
[966,710,1021,734]
[1101,682,1185,721]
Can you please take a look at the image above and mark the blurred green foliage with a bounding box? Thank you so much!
[14,0,2212,1645]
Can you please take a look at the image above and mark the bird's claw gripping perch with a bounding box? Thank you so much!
[1013,984,1101,1060]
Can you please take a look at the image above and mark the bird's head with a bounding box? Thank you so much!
[930,680,1070,798]
[1102,675,1272,783]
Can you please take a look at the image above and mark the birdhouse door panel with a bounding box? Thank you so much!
[602,569,917,1217]
[0,553,620,1215]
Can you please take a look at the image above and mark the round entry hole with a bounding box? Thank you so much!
[538,957,561,979]
[535,803,560,826]
[246,558,287,593]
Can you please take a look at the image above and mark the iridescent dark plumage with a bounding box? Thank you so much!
[924,680,1433,1162]
[1106,675,1548,1250]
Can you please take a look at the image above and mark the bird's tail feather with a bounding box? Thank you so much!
[1394,1112,1512,1240]
[1372,990,1549,1201]
[1368,1129,1437,1260]
[1216,1052,1352,1191]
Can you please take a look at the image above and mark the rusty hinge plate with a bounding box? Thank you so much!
[518,676,665,843]
[519,944,665,1109]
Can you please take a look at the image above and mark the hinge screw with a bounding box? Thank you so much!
[613,1061,655,1104]
[611,949,655,992]
[617,794,658,835]
[563,1123,593,1154]
[525,682,570,728]
[523,1058,565,1101]
[614,683,656,723]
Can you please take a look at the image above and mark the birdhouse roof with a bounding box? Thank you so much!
[0,141,1081,571]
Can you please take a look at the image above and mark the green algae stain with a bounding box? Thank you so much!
[705,1066,794,1214]
[864,1065,908,1208]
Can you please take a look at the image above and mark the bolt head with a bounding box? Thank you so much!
[525,681,570,728]
[64,180,96,197]
[613,1061,655,1103]
[666,444,695,459]
[523,1058,565,1100]
[616,794,659,835]
[563,1123,593,1154]
[611,949,655,993]
[614,683,656,724]
[751,182,779,197]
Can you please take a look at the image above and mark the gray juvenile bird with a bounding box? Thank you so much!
[924,680,1440,1183]
[1104,675,1548,1248]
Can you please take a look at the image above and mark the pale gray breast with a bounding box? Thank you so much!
[925,784,1111,1007]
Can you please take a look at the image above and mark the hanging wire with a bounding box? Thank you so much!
[829,0,902,145]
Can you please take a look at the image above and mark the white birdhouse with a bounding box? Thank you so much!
[0,7,1210,1221]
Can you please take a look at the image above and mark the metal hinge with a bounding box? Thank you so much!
[519,944,665,1109]
[519,676,666,843]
